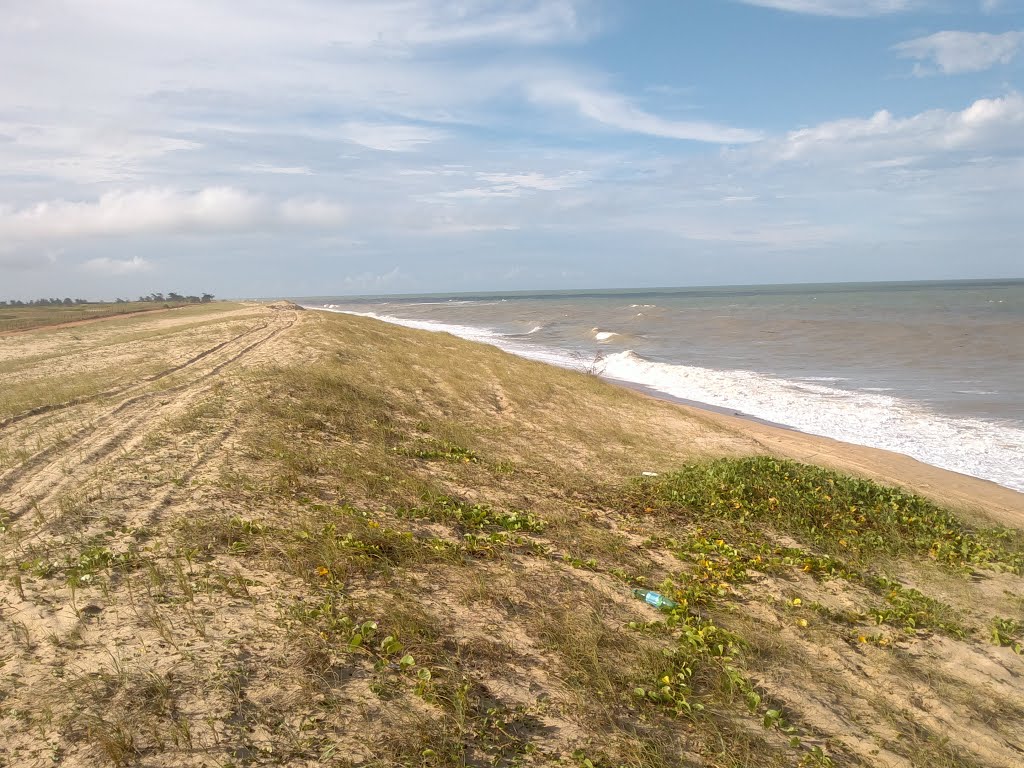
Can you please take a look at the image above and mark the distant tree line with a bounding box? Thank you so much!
[0,297,90,306]
[0,292,214,307]
[125,292,215,304]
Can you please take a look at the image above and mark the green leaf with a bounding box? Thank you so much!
[746,690,762,712]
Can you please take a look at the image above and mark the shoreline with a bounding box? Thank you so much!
[304,304,1024,508]
[608,377,1024,525]
[306,304,794,429]
[609,375,799,431]
[613,363,1024,527]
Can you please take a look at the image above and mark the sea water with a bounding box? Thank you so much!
[301,280,1024,493]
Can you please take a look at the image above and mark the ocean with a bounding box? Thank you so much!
[301,280,1024,494]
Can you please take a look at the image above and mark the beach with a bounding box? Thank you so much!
[2,303,1023,767]
[307,280,1024,494]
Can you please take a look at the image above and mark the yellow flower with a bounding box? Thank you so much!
[316,566,330,577]
[798,619,808,628]
[791,598,802,606]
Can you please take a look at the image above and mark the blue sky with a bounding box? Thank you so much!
[1,0,1022,299]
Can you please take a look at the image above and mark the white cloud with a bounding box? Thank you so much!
[338,122,449,152]
[527,82,761,144]
[0,188,261,241]
[894,30,1024,75]
[0,188,349,242]
[733,0,919,16]
[766,92,1024,162]
[82,256,153,274]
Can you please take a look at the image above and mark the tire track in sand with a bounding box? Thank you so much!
[0,313,296,522]
[0,321,270,431]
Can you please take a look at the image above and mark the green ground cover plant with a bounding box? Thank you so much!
[640,457,1024,572]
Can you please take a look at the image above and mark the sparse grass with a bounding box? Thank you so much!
[0,373,114,420]
[0,301,185,333]
[2,305,1021,768]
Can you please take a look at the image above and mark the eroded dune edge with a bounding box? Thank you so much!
[2,303,1022,768]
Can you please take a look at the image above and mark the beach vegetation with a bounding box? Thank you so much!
[636,457,1024,572]
[2,303,1021,768]
[990,617,1024,653]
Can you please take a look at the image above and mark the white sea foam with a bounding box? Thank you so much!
[593,328,618,341]
[320,309,573,367]
[309,306,1024,493]
[600,350,1024,493]
[527,325,544,335]
[330,310,504,344]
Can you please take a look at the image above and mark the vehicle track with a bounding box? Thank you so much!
[0,312,296,522]
[0,321,270,431]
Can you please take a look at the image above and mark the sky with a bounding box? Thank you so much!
[1,0,1023,300]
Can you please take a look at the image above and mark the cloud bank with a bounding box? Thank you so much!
[0,188,348,242]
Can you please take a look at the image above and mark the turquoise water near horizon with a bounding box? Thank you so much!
[300,279,1024,493]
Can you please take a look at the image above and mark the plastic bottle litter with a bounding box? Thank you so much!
[632,589,679,610]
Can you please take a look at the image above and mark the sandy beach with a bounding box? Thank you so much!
[2,303,1022,767]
